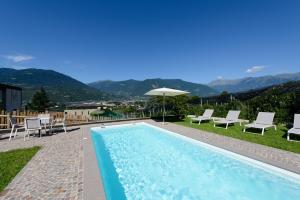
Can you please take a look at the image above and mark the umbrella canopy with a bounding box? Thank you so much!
[145,87,189,96]
[145,87,189,124]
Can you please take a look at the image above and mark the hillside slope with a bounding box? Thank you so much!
[0,68,110,103]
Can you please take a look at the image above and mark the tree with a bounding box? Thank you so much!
[27,87,50,112]
[218,91,230,103]
[188,96,201,105]
[146,95,189,117]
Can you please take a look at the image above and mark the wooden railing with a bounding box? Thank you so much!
[0,110,89,129]
[65,114,88,125]
[0,109,148,130]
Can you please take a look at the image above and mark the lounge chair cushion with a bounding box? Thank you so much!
[214,119,237,124]
[288,128,300,135]
[244,123,273,129]
[191,116,210,121]
[202,109,214,118]
[293,114,300,129]
[255,112,275,125]
[226,111,240,121]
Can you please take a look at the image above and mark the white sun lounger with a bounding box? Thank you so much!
[243,112,276,135]
[213,110,241,129]
[287,114,300,141]
[190,109,214,124]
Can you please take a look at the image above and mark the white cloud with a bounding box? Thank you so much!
[246,65,265,73]
[3,54,34,62]
[217,76,223,80]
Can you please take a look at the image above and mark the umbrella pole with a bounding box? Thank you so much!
[163,93,165,124]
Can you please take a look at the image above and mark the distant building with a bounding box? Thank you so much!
[0,84,22,111]
[64,108,97,120]
[64,102,113,120]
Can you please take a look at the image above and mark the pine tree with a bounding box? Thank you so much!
[28,87,50,112]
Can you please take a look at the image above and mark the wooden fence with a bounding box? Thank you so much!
[0,110,88,129]
[0,109,149,130]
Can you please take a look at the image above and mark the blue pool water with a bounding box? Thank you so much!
[91,123,300,200]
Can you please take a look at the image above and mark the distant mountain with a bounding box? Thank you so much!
[233,81,300,101]
[0,68,110,103]
[89,79,217,97]
[209,72,300,92]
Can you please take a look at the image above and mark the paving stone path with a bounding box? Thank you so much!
[0,127,83,200]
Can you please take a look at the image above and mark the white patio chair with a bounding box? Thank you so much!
[214,110,241,129]
[190,109,214,125]
[24,118,43,141]
[8,116,24,141]
[38,114,51,133]
[52,116,67,133]
[287,114,300,141]
[243,112,276,135]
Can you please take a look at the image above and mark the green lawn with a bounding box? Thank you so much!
[0,146,41,192]
[175,119,300,154]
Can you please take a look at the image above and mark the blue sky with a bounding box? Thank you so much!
[0,0,299,83]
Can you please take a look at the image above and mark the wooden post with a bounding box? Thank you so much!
[7,112,11,129]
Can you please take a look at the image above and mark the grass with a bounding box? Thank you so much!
[175,118,300,154]
[0,146,41,192]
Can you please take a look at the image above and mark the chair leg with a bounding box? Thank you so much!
[14,128,18,138]
[198,120,201,125]
[274,125,277,131]
[214,123,216,127]
[243,127,246,132]
[24,130,28,141]
[50,124,53,134]
[226,123,228,129]
[9,125,15,141]
[262,128,264,136]
[287,133,290,141]
[44,125,47,135]
[63,125,67,133]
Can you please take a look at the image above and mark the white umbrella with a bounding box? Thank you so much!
[145,87,189,124]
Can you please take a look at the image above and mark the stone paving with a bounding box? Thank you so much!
[0,119,300,200]
[0,127,84,200]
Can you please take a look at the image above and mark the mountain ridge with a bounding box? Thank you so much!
[89,78,218,97]
[208,72,300,92]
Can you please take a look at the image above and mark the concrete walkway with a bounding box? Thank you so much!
[0,119,299,200]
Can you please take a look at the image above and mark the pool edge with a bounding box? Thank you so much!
[83,126,107,200]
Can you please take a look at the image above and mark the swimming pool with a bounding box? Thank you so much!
[91,122,300,200]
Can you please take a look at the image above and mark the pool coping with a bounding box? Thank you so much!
[83,120,300,200]
[83,125,106,200]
